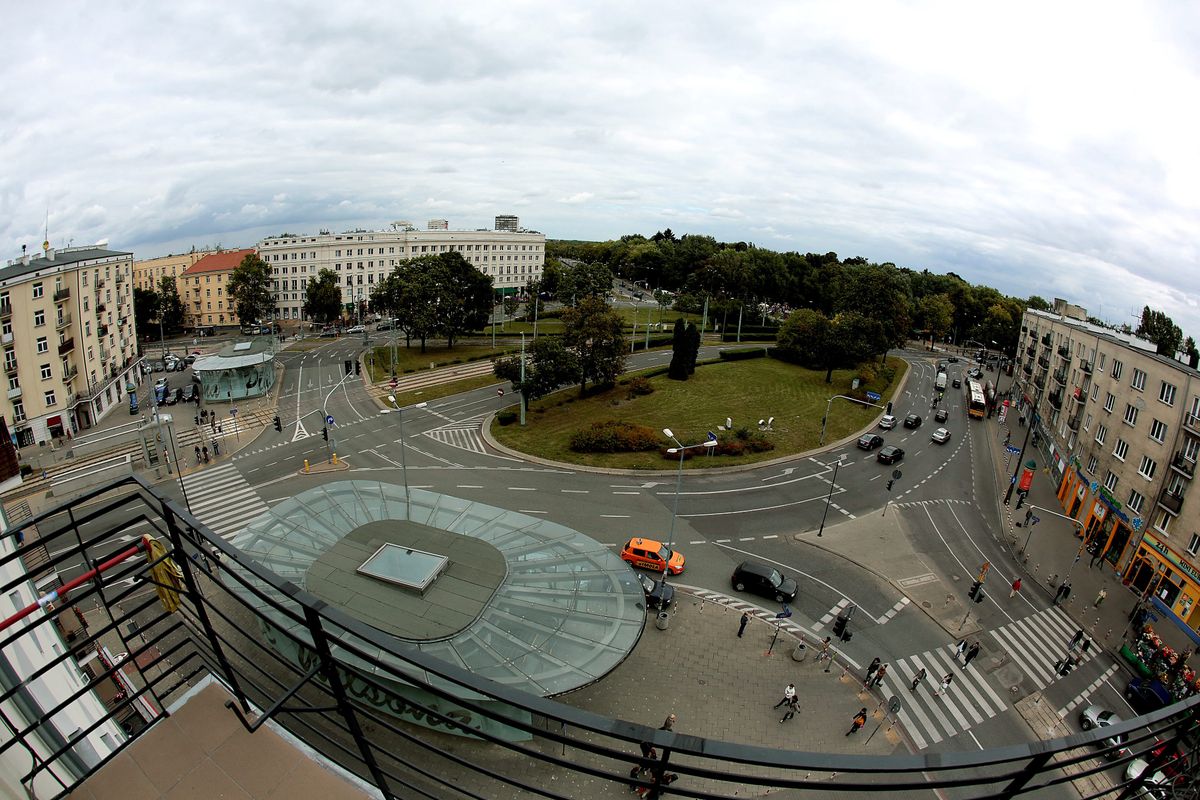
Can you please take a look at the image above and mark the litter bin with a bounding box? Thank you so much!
[655,611,670,630]
[791,642,807,662]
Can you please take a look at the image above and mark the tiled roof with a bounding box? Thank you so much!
[182,248,256,275]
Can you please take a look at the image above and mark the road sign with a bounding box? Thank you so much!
[325,414,335,426]
[888,696,902,715]
[1005,444,1021,454]
[866,391,882,402]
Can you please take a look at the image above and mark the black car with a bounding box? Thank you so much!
[856,434,884,450]
[181,384,196,403]
[637,573,675,610]
[935,408,949,423]
[731,560,797,603]
[903,413,922,429]
[952,378,961,388]
[948,356,959,363]
[877,445,904,464]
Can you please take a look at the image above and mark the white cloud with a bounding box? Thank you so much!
[559,192,594,205]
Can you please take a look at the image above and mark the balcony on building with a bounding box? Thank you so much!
[116,271,126,284]
[1072,386,1086,404]
[94,278,105,290]
[1067,413,1082,431]
[3,359,16,376]
[96,302,106,314]
[1028,328,1037,338]
[100,347,110,362]
[1057,345,1070,358]
[1158,488,1184,515]
[63,364,78,382]
[1053,369,1067,386]
[1037,355,1050,369]
[1041,333,1052,346]
[1171,451,1195,478]
[58,337,75,356]
[1034,373,1046,390]
[6,385,21,401]
[53,287,71,302]
[0,300,11,318]
[98,323,109,337]
[56,312,72,330]
[1,332,11,346]
[1025,345,1035,357]
[1022,361,1033,375]
[1079,359,1092,374]
[1048,389,1063,409]
[1184,413,1200,437]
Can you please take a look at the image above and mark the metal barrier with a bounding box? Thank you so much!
[0,474,1196,799]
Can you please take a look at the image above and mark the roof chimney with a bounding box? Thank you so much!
[45,247,55,261]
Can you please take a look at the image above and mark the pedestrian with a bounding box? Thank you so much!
[779,695,800,723]
[212,439,220,456]
[1068,629,1084,651]
[1089,547,1105,568]
[910,667,926,691]
[870,663,889,688]
[1004,430,1011,445]
[962,643,981,669]
[202,445,209,463]
[194,445,201,465]
[865,657,881,683]
[660,713,676,732]
[936,673,954,696]
[1080,639,1092,657]
[954,639,968,661]
[737,611,749,638]
[845,708,868,736]
[773,684,796,709]
[816,636,833,672]
[1053,581,1072,606]
[1094,588,1107,608]
[1010,578,1022,598]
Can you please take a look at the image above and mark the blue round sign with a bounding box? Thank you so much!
[326,414,335,425]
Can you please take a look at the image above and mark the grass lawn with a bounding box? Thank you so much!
[385,373,504,408]
[366,342,518,382]
[490,356,906,470]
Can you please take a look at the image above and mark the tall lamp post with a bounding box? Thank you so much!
[387,395,427,497]
[662,428,718,588]
[1004,356,1049,506]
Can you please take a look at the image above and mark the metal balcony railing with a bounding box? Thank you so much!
[1027,328,1037,338]
[1034,374,1046,390]
[53,287,70,302]
[1184,413,1200,436]
[1080,360,1092,374]
[1037,355,1050,369]
[3,475,1197,800]
[1057,345,1070,358]
[3,359,16,376]
[98,324,109,337]
[1025,345,1035,357]
[63,364,78,382]
[116,273,126,284]
[57,338,74,356]
[1022,362,1033,375]
[1171,452,1195,478]
[56,313,72,330]
[1041,333,1052,346]
[94,278,105,290]
[1048,390,1063,409]
[96,303,106,314]
[1066,414,1081,431]
[1158,489,1184,515]
[5,385,20,401]
[1053,369,1067,386]
[0,301,10,318]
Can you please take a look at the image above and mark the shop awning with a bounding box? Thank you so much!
[1150,596,1200,646]
[46,416,62,427]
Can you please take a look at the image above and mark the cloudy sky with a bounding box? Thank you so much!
[2,2,1198,335]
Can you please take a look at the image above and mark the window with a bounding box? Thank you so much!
[1153,509,1171,534]
[1083,413,1092,431]
[1159,382,1177,406]
[1104,393,1115,412]
[1127,490,1145,515]
[43,390,55,406]
[1095,424,1108,445]
[1123,404,1139,426]
[1138,455,1157,480]
[1131,368,1146,391]
[36,337,47,354]
[1113,439,1129,461]
[33,309,45,326]
[32,283,43,299]
[1111,359,1123,380]
[1149,419,1167,443]
[39,364,51,380]
[12,401,24,422]
[1104,470,1119,491]
[1188,533,1199,557]
[1098,353,1107,371]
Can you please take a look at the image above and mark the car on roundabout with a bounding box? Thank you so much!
[637,573,675,610]
[931,427,951,444]
[620,538,685,575]
[935,408,949,423]
[730,560,797,603]
[903,413,923,429]
[877,445,904,464]
[878,414,897,430]
[857,434,884,450]
[1079,705,1127,759]
[952,377,961,388]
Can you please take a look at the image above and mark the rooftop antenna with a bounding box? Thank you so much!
[43,208,49,252]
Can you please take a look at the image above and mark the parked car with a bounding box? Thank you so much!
[1123,758,1168,798]
[730,560,797,603]
[620,538,685,575]
[637,573,675,610]
[903,413,923,429]
[952,378,961,388]
[1125,677,1172,715]
[1079,705,1127,759]
[181,384,196,403]
[152,360,165,372]
[377,321,393,331]
[184,353,198,365]
[857,434,884,450]
[877,445,904,464]
[1126,740,1190,785]
[347,325,366,334]
[935,408,949,423]
[931,427,951,444]
[878,415,897,430]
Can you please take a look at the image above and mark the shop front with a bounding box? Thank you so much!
[1123,531,1200,646]
[1057,460,1142,571]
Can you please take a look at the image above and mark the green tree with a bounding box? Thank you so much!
[561,295,627,393]
[777,309,833,368]
[428,252,494,347]
[157,276,185,333]
[226,253,275,325]
[304,269,343,324]
[1027,295,1051,311]
[557,261,614,305]
[494,337,579,407]
[392,259,441,353]
[916,293,955,342]
[1135,306,1183,357]
[667,318,688,380]
[133,287,159,336]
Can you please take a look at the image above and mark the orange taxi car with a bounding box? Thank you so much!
[619,538,685,575]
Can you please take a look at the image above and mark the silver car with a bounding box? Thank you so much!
[1079,705,1127,759]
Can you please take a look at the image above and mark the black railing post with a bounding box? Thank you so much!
[996,751,1053,798]
[159,500,251,714]
[302,606,394,799]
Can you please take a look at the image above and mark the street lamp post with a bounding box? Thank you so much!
[1004,363,1049,506]
[662,428,718,588]
[820,395,886,445]
[816,457,843,537]
[388,395,427,497]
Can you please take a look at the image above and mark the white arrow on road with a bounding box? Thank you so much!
[760,467,796,482]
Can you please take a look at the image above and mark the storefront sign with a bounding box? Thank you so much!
[1142,532,1200,585]
[1096,486,1129,523]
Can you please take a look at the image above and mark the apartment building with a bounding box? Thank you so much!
[179,248,253,329]
[0,244,140,445]
[257,226,546,320]
[131,251,205,293]
[1016,306,1200,639]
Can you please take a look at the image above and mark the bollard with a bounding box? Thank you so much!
[333,453,340,465]
[304,459,310,473]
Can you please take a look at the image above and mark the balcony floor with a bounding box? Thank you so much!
[69,683,374,800]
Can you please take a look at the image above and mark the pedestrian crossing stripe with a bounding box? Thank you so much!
[181,463,270,541]
[882,645,1008,749]
[987,605,1098,689]
[812,598,849,632]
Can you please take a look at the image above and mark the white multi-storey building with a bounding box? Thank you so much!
[257,227,547,320]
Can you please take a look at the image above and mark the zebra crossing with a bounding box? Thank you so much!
[180,463,270,541]
[423,418,488,454]
[875,606,1100,750]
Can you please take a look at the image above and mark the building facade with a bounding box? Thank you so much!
[0,245,140,445]
[257,227,547,320]
[1015,307,1200,640]
[131,251,205,294]
[179,248,254,329]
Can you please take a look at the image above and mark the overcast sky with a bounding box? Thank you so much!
[2,2,1198,336]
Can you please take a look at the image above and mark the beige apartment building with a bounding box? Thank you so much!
[0,244,140,446]
[179,248,253,329]
[1016,305,1200,640]
[257,226,546,321]
[131,251,205,293]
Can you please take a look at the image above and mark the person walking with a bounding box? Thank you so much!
[910,667,927,691]
[1010,578,1022,598]
[962,643,981,669]
[816,636,833,671]
[870,663,889,688]
[935,673,954,696]
[845,708,868,736]
[1089,547,1106,568]
[1053,581,1072,606]
[779,695,800,723]
[1068,629,1084,651]
[737,611,749,638]
[1094,588,1107,608]
[202,445,209,463]
[954,639,968,661]
[773,684,796,709]
[864,657,881,684]
[1080,639,1092,657]
[194,445,201,466]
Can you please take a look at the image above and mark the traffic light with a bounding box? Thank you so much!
[886,479,894,490]
[973,588,985,604]
[886,401,893,415]
[322,427,329,441]
[832,615,848,636]
[194,415,200,426]
[968,581,981,601]
[273,415,282,432]
[344,359,352,375]
[354,360,360,375]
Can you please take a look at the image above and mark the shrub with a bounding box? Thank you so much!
[497,411,518,426]
[569,421,661,453]
[625,376,654,397]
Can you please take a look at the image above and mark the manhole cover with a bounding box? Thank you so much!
[922,601,932,608]
[1010,685,1020,695]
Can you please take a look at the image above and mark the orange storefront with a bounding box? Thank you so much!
[1057,459,1138,571]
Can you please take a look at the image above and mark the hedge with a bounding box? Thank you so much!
[719,348,770,362]
[569,420,662,453]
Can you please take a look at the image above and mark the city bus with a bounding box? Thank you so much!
[966,379,987,418]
